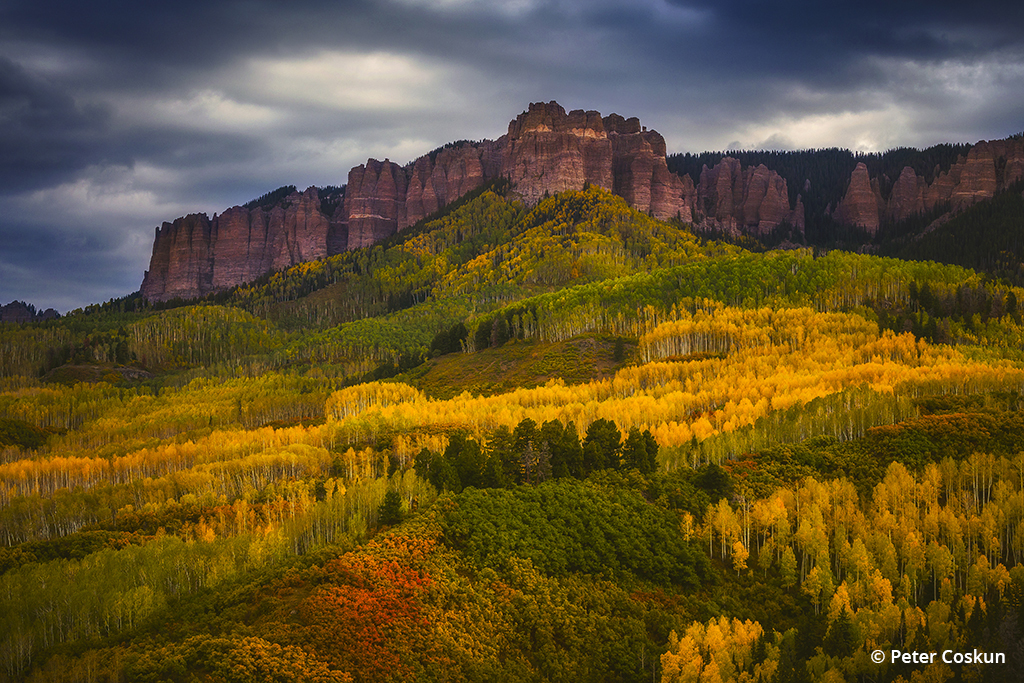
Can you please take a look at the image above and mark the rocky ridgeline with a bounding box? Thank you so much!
[333,104,805,248]
[314,102,705,251]
[833,139,1024,234]
[139,103,1024,301]
[140,188,340,302]
[142,101,718,301]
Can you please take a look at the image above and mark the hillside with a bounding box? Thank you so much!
[885,179,1024,285]
[3,188,1024,681]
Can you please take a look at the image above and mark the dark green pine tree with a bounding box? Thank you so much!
[480,452,509,489]
[413,448,437,483]
[561,421,584,478]
[542,420,582,479]
[486,425,519,486]
[774,629,810,683]
[642,429,658,472]
[823,606,856,658]
[622,427,651,474]
[582,418,621,473]
[377,490,404,527]
[434,457,462,493]
[447,433,485,490]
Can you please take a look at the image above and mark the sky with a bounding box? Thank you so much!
[2,0,1023,313]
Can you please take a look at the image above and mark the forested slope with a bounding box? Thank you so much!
[2,187,1024,681]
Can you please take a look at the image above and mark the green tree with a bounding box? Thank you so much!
[823,606,856,657]
[582,418,621,473]
[621,427,658,474]
[377,490,404,527]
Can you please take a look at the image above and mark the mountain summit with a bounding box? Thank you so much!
[141,102,770,302]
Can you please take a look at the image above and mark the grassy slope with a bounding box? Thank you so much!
[401,334,633,399]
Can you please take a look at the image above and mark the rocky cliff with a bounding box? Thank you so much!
[140,188,337,301]
[340,101,699,248]
[833,163,885,233]
[342,143,502,250]
[694,158,804,236]
[142,101,709,300]
[834,138,1024,233]
[498,103,695,221]
[140,103,1021,302]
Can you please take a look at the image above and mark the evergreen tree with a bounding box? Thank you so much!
[823,606,856,657]
[447,433,485,490]
[487,425,519,485]
[582,418,621,473]
[622,427,652,474]
[377,490,404,527]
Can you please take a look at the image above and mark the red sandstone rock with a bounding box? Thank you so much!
[142,102,740,300]
[886,167,926,222]
[159,104,1024,301]
[694,158,802,235]
[341,101,700,242]
[140,213,215,301]
[834,163,884,234]
[501,102,605,204]
[950,143,999,209]
[836,138,1024,229]
[343,160,409,249]
[141,189,332,302]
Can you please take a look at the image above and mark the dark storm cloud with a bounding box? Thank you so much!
[1,0,1021,311]
[0,220,144,313]
[0,55,113,191]
[663,1,1024,69]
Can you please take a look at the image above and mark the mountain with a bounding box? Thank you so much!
[140,103,1024,303]
[140,102,803,302]
[8,102,1024,683]
[8,184,1024,681]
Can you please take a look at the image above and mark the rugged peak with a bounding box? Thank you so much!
[508,101,609,140]
[140,103,750,301]
[506,102,648,141]
[694,157,804,236]
[601,113,642,135]
[508,101,566,136]
[833,163,884,234]
[501,103,691,216]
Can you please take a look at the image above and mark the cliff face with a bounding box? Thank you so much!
[141,188,333,301]
[695,158,804,236]
[497,103,697,221]
[140,101,810,301]
[835,138,1024,233]
[833,163,885,233]
[338,101,700,249]
[141,103,1020,301]
[341,143,502,250]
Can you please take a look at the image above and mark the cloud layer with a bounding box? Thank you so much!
[2,0,1022,310]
